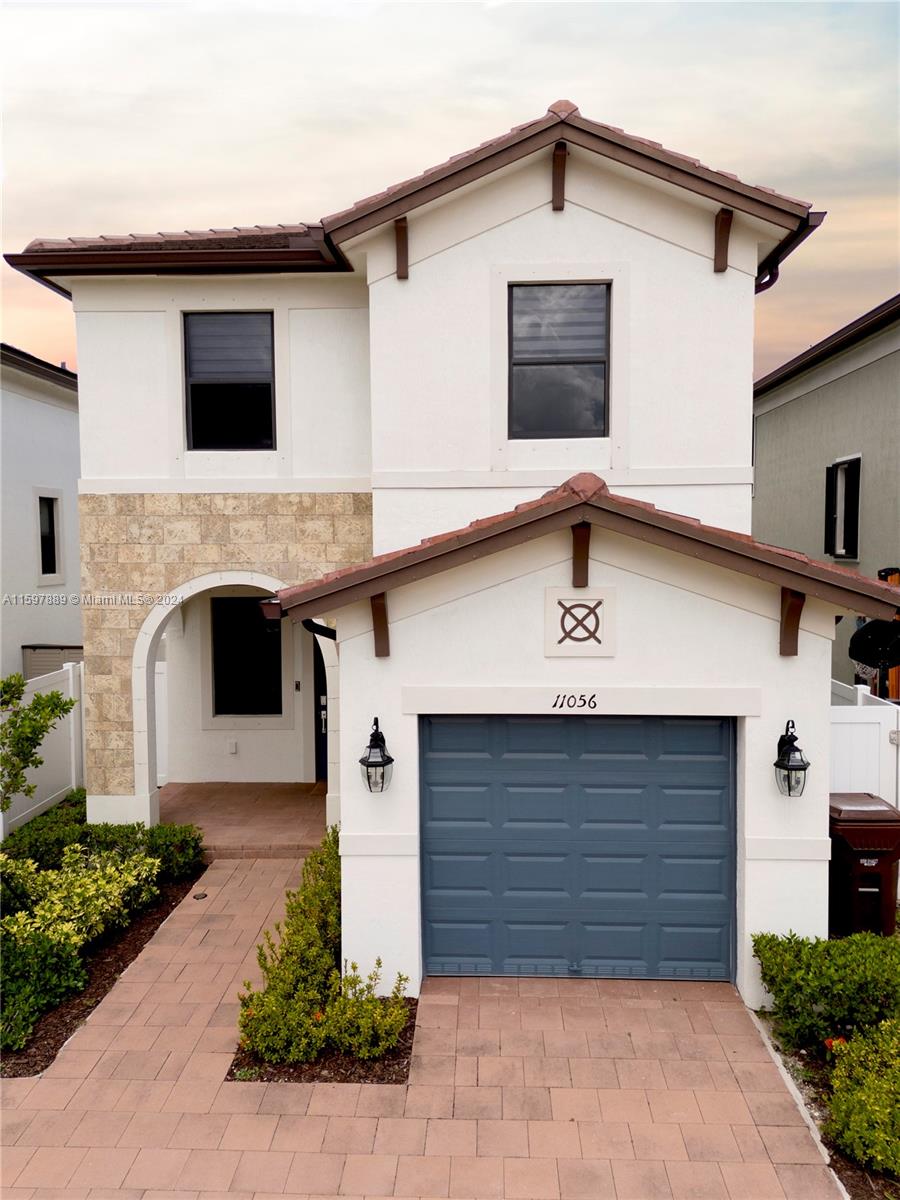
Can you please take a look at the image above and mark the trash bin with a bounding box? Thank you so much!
[829,792,900,937]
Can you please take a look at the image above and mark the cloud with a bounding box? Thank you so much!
[2,0,897,372]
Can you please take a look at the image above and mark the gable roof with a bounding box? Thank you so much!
[754,292,900,398]
[6,101,822,299]
[273,473,900,623]
[1,343,77,392]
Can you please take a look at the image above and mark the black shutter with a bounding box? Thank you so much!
[842,458,861,559]
[824,464,837,556]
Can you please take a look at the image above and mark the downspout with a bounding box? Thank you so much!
[755,211,826,293]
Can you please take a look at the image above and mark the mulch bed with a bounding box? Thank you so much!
[1,871,203,1078]
[766,1030,899,1200]
[226,998,418,1085]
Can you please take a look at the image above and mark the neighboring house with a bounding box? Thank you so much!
[8,101,899,1007]
[753,295,900,696]
[0,344,82,678]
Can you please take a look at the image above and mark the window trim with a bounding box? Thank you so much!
[507,281,611,441]
[824,454,861,561]
[35,488,64,586]
[183,310,277,452]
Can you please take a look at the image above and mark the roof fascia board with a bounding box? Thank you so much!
[0,347,77,391]
[560,124,801,231]
[324,119,563,243]
[4,242,353,300]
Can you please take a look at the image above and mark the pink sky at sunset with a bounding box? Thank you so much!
[3,1,898,377]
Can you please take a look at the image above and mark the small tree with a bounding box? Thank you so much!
[1,674,77,813]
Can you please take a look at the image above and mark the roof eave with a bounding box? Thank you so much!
[754,291,900,395]
[277,490,899,624]
[4,238,354,299]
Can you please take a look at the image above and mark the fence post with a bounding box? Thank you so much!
[63,661,85,790]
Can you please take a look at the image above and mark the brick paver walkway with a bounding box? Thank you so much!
[1,857,843,1199]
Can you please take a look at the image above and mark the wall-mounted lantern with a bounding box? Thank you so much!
[774,720,810,797]
[359,717,394,793]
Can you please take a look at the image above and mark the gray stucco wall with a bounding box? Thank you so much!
[753,346,900,684]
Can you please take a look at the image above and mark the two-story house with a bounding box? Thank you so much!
[753,294,900,697]
[9,101,899,1006]
[1,344,82,678]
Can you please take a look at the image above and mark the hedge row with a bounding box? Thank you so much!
[0,790,205,1051]
[239,826,409,1063]
[753,930,900,1177]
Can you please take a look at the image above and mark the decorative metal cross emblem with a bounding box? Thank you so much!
[557,598,604,645]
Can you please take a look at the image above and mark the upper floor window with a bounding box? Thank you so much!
[508,283,609,439]
[824,456,861,560]
[184,312,275,451]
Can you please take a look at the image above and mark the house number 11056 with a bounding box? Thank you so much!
[552,693,598,710]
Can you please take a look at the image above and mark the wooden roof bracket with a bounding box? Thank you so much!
[572,522,591,587]
[552,141,568,211]
[714,208,733,273]
[394,217,409,280]
[780,587,806,656]
[371,592,390,657]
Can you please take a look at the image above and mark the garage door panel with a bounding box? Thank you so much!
[659,717,732,759]
[581,854,648,898]
[421,715,735,980]
[502,852,573,899]
[658,855,730,901]
[581,787,650,829]
[659,787,730,830]
[425,784,494,827]
[425,852,494,897]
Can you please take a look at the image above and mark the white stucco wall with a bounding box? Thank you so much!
[0,369,82,676]
[72,276,371,492]
[328,527,836,1008]
[363,152,759,550]
[163,586,313,783]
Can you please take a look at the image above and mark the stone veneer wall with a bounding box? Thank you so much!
[79,492,372,797]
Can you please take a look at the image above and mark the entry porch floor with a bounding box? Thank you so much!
[158,781,326,859]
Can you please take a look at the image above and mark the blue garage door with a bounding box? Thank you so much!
[421,715,735,980]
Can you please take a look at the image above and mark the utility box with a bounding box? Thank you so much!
[829,792,900,937]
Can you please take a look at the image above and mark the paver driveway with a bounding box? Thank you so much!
[1,857,843,1199]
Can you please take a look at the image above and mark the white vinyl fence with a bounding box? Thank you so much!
[830,681,900,807]
[1,661,85,839]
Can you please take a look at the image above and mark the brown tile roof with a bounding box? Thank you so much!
[22,223,322,255]
[8,101,820,301]
[1,343,77,391]
[275,473,900,621]
[322,100,812,240]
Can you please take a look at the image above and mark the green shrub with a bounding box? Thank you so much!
[239,826,408,1064]
[0,917,85,1050]
[3,789,203,882]
[0,846,160,1050]
[827,1019,900,1175]
[326,960,409,1060]
[3,789,87,869]
[752,931,900,1049]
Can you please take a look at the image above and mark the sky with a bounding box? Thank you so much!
[2,0,898,377]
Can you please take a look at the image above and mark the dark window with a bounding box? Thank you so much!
[185,312,275,450]
[824,457,861,559]
[211,596,282,716]
[39,496,58,575]
[509,283,609,438]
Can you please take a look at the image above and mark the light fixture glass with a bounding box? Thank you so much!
[359,717,394,793]
[774,720,810,797]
